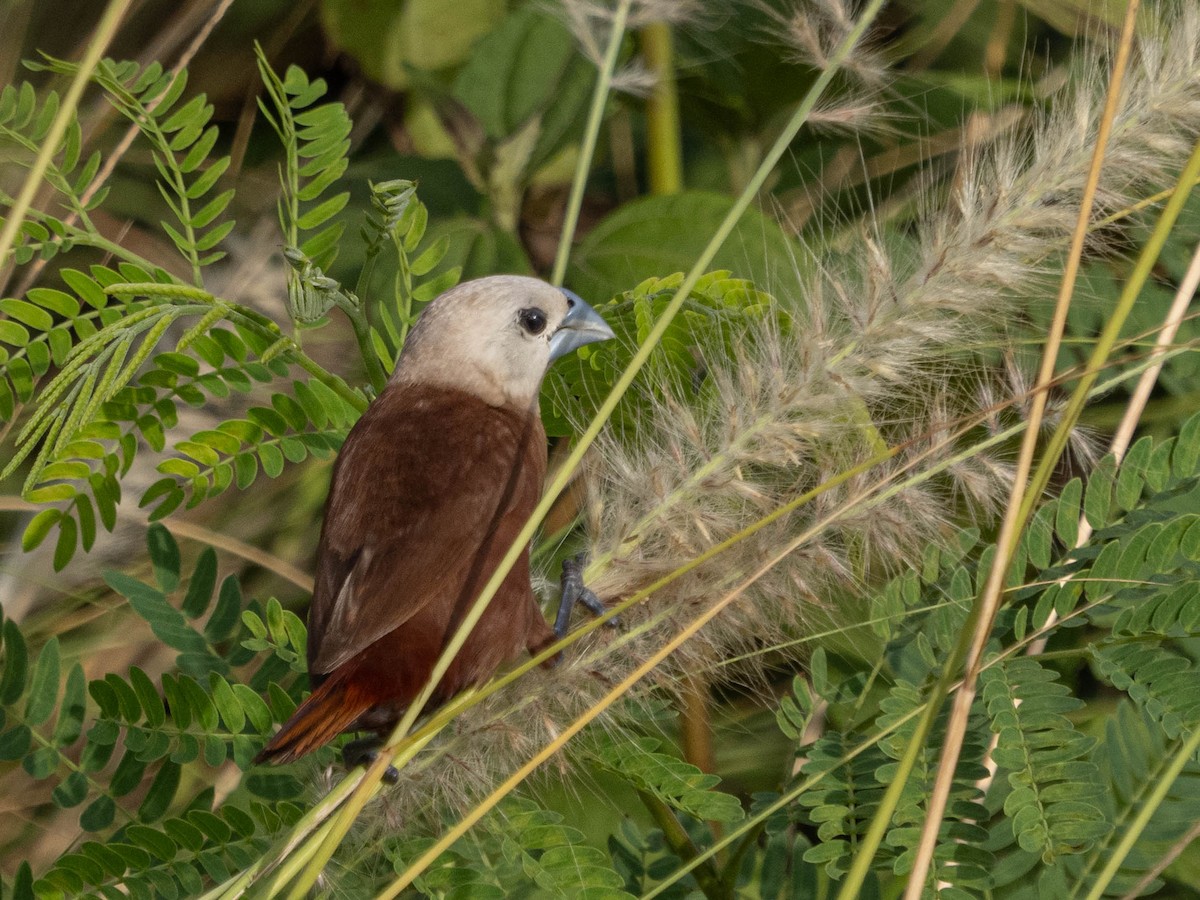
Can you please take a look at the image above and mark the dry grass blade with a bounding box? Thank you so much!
[902,1,1142,893]
[1023,237,1200,656]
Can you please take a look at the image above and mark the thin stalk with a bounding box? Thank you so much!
[1024,135,1200,525]
[639,790,728,900]
[1083,726,1200,900]
[290,1,889,890]
[643,20,683,195]
[280,729,440,898]
[1117,820,1200,900]
[1024,238,1200,658]
[643,14,716,783]
[0,0,133,267]
[680,676,715,773]
[332,294,388,394]
[900,3,1141,893]
[198,773,364,900]
[550,0,632,287]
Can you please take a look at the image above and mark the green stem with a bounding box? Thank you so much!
[550,0,633,286]
[0,0,133,267]
[334,293,389,395]
[639,791,729,900]
[1083,725,1200,900]
[642,20,683,196]
[719,821,767,887]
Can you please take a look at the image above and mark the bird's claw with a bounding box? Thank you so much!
[342,736,400,784]
[554,553,617,639]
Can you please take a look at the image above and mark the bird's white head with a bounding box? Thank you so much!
[392,275,614,409]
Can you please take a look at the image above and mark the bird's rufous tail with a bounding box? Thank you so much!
[255,676,373,765]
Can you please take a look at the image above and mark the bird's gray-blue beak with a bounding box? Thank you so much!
[549,289,615,362]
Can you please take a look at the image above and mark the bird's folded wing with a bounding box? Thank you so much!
[306,389,544,674]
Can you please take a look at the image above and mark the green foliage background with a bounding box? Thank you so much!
[2,0,1200,897]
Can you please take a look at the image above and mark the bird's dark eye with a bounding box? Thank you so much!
[518,307,547,335]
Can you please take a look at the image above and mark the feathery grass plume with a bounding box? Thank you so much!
[754,0,890,85]
[337,0,1200,848]
[552,0,708,95]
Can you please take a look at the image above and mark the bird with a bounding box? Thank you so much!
[255,275,614,767]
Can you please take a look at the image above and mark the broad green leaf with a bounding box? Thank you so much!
[321,0,505,89]
[568,192,800,302]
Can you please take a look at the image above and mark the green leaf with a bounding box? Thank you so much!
[130,667,166,727]
[568,192,801,302]
[296,192,349,230]
[258,443,285,477]
[104,572,208,657]
[24,636,60,726]
[52,663,87,747]
[21,508,62,551]
[147,523,182,592]
[245,771,303,800]
[184,156,229,199]
[138,760,181,822]
[0,725,32,760]
[51,770,89,808]
[27,287,80,317]
[322,0,505,89]
[0,318,31,346]
[160,93,209,134]
[125,824,177,860]
[205,575,243,643]
[80,795,116,832]
[0,298,54,330]
[182,547,218,618]
[595,737,744,824]
[210,676,245,733]
[231,684,272,734]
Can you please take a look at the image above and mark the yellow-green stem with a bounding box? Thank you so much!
[283,729,439,898]
[1083,726,1200,900]
[643,20,683,195]
[1022,134,1200,528]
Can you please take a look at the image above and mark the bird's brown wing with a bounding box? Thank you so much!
[306,385,546,675]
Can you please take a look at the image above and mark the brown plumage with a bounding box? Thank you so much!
[256,276,612,765]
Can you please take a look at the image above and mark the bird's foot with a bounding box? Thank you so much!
[342,736,400,785]
[554,553,617,639]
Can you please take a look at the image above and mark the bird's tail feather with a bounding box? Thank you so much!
[255,676,373,765]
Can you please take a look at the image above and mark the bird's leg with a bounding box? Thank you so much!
[554,553,618,639]
[342,735,400,785]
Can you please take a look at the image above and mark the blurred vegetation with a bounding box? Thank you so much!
[1,0,1200,897]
